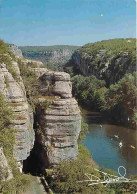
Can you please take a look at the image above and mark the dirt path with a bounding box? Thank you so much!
[24,176,47,194]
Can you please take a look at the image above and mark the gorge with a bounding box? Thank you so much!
[0,40,81,192]
[0,38,137,194]
[19,45,80,71]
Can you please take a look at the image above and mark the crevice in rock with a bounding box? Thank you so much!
[22,114,44,176]
[22,141,43,176]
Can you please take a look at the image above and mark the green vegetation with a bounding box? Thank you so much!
[65,38,136,87]
[80,38,136,57]
[44,115,137,194]
[0,40,9,54]
[100,72,137,128]
[18,59,39,110]
[66,39,137,129]
[19,45,80,53]
[47,144,137,194]
[71,75,106,110]
[72,72,137,128]
[38,98,52,111]
[0,93,32,193]
[0,40,19,82]
[47,145,106,194]
[19,45,80,71]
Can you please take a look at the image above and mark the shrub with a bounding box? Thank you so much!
[71,75,106,110]
[0,40,18,81]
[48,145,107,194]
[101,72,137,128]
[18,59,39,110]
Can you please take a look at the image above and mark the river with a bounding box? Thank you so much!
[83,112,137,177]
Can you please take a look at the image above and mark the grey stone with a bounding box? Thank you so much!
[37,71,81,167]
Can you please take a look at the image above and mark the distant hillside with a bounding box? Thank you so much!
[19,45,80,71]
[65,38,136,86]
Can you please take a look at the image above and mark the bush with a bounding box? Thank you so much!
[101,72,137,128]
[0,40,19,81]
[71,75,106,110]
[48,145,107,194]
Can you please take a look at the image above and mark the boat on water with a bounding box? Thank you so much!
[130,145,135,149]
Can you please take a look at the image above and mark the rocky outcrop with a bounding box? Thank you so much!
[0,44,81,174]
[36,71,81,167]
[8,44,23,58]
[67,39,136,86]
[70,51,136,86]
[0,61,35,162]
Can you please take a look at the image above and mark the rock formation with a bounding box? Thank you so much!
[71,51,135,86]
[36,71,81,167]
[66,39,136,86]
[0,61,35,163]
[0,43,81,175]
[8,44,23,58]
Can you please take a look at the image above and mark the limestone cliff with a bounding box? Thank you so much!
[0,43,81,175]
[0,61,35,163]
[66,38,136,86]
[36,72,81,167]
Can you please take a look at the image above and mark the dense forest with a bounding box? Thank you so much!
[65,38,137,129]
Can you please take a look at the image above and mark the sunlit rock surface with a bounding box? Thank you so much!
[36,71,81,166]
[0,61,35,162]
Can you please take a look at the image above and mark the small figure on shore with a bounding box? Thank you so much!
[119,142,123,148]
[114,135,119,139]
[100,125,102,128]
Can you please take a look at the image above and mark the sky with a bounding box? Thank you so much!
[0,0,136,46]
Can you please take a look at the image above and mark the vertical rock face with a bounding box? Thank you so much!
[0,61,35,162]
[71,50,136,86]
[36,71,81,167]
[0,44,81,172]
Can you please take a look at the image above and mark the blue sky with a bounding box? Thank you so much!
[0,0,136,46]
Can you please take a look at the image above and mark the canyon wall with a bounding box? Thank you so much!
[19,45,80,71]
[0,44,81,177]
[0,61,35,164]
[66,39,136,86]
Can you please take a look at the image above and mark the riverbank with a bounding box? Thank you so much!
[83,112,137,177]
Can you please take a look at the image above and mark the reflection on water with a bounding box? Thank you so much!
[83,113,137,177]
